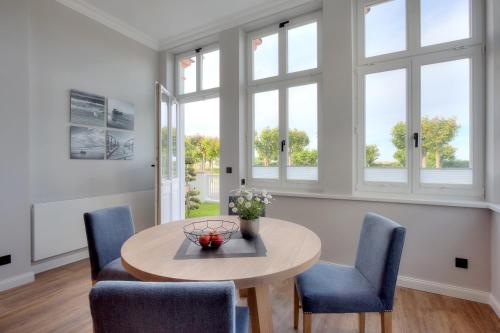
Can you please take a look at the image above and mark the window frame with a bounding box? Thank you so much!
[357,0,484,65]
[247,12,323,190]
[248,74,322,190]
[354,0,485,199]
[355,59,412,194]
[411,46,484,197]
[247,11,322,87]
[175,43,220,101]
[248,84,281,184]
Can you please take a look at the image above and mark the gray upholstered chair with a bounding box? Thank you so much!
[294,213,406,333]
[83,205,138,284]
[89,281,249,333]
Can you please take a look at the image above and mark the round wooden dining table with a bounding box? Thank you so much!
[121,216,321,333]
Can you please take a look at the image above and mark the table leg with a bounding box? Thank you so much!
[239,288,248,298]
[247,284,273,333]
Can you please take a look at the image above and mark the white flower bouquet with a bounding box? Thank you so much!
[229,187,273,220]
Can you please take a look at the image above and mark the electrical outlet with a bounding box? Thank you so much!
[455,257,468,269]
[0,254,11,266]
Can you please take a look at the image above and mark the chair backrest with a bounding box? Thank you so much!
[90,281,237,333]
[354,212,406,310]
[84,205,135,280]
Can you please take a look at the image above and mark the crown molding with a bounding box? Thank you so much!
[158,0,318,51]
[55,0,318,53]
[55,0,160,50]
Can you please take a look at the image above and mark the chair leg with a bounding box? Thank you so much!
[303,313,312,333]
[293,284,299,329]
[358,313,365,333]
[380,311,392,333]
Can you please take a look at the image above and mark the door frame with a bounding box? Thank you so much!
[155,83,185,225]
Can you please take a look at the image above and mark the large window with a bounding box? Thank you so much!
[175,45,221,217]
[356,0,484,198]
[248,13,321,187]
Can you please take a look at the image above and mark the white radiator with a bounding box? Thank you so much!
[32,190,154,261]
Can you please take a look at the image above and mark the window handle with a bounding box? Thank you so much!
[413,132,419,148]
[281,139,286,152]
[279,20,289,28]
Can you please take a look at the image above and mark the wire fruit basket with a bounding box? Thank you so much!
[183,219,239,249]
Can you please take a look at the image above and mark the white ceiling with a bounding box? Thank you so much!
[57,0,316,51]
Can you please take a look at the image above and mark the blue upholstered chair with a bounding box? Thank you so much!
[89,281,249,333]
[294,213,406,333]
[83,205,138,284]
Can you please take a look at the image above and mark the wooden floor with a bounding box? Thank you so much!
[0,260,498,333]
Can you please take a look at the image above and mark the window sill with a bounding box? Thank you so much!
[269,190,489,209]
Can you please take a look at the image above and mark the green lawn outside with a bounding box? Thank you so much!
[187,201,221,218]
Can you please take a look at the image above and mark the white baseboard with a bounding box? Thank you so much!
[398,275,490,304]
[490,294,500,318]
[32,248,89,274]
[0,271,35,292]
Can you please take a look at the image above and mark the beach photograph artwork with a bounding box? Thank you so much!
[106,129,134,160]
[70,90,105,127]
[107,98,135,130]
[70,126,105,160]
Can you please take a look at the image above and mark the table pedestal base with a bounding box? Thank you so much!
[247,284,273,333]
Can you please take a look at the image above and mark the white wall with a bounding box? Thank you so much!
[0,0,158,288]
[320,0,354,194]
[219,27,246,212]
[492,212,500,314]
[29,0,158,203]
[486,0,500,314]
[268,197,491,291]
[0,0,33,285]
[486,0,500,204]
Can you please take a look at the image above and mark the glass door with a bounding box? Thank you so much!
[170,99,184,220]
[156,83,184,224]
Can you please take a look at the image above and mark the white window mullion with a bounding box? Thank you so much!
[409,56,420,195]
[195,51,202,93]
[279,86,287,185]
[407,0,420,54]
[279,24,287,185]
[279,23,287,78]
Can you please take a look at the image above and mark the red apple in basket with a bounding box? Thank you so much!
[210,233,224,248]
[198,234,211,248]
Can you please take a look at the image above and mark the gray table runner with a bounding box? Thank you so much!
[174,232,267,260]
